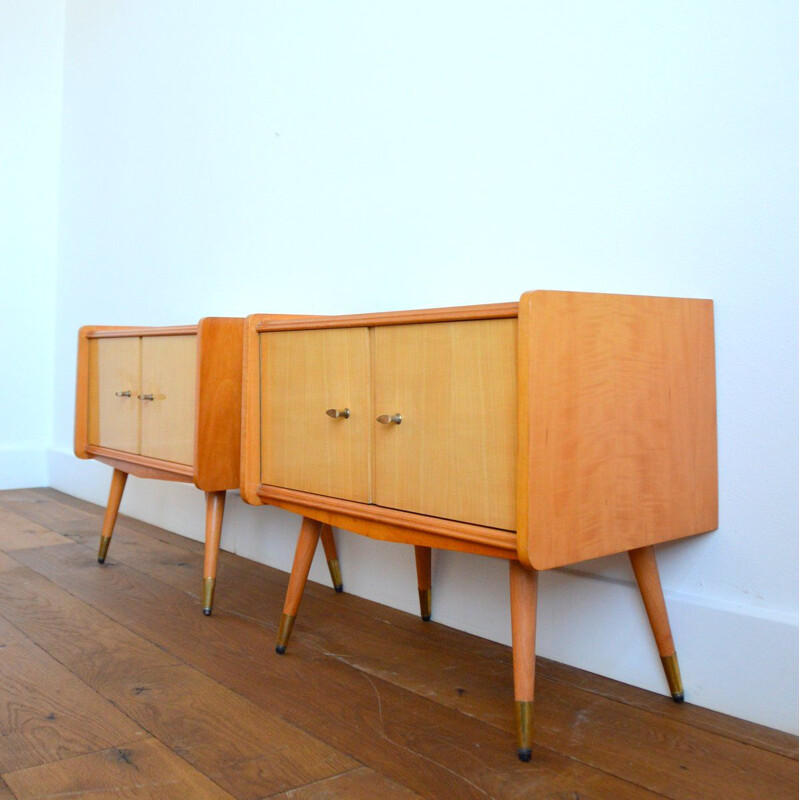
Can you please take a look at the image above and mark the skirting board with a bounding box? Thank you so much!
[0,448,49,490]
[49,447,799,734]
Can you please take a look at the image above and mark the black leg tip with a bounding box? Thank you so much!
[275,645,287,655]
[672,692,685,704]
[422,614,432,622]
[517,748,532,762]
[97,557,105,564]
[334,584,344,593]
[202,608,212,616]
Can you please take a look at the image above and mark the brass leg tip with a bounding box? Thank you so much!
[515,700,533,760]
[275,613,296,655]
[418,588,432,622]
[97,536,111,564]
[327,558,343,593]
[202,577,216,616]
[661,653,684,701]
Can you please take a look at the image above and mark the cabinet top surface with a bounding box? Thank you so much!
[84,325,198,339]
[254,302,520,333]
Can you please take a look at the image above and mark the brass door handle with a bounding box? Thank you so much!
[115,390,132,397]
[376,413,402,425]
[326,408,350,419]
[138,394,155,401]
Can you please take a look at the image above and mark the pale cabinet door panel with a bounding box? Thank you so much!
[89,337,141,454]
[139,335,197,466]
[261,328,371,503]
[373,319,517,530]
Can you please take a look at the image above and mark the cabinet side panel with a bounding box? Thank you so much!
[194,318,244,491]
[92,337,141,454]
[373,319,517,530]
[261,328,371,503]
[519,291,718,569]
[140,335,197,466]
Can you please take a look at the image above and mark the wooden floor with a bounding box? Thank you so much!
[0,489,795,800]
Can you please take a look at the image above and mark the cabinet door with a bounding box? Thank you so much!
[89,337,141,454]
[373,319,517,530]
[261,328,371,503]
[139,335,197,465]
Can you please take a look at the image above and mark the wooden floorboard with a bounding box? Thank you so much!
[0,488,796,800]
[37,487,800,759]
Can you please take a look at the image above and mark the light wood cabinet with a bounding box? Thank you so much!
[76,320,240,615]
[241,290,718,761]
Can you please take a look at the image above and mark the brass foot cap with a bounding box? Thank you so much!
[517,749,532,762]
[660,653,684,700]
[418,588,432,622]
[275,645,287,655]
[327,558,343,593]
[97,536,111,564]
[202,608,212,617]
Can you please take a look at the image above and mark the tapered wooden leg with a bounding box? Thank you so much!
[202,491,226,616]
[414,545,432,621]
[628,545,684,702]
[509,560,538,762]
[319,524,343,592]
[97,469,128,564]
[276,517,322,654]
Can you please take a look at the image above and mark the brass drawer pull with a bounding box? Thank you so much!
[326,408,350,419]
[376,413,402,425]
[138,393,155,401]
[114,390,132,397]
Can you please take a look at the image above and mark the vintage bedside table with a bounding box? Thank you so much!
[239,290,718,760]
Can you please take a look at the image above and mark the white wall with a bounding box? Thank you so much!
[0,1,64,487]
[22,0,800,733]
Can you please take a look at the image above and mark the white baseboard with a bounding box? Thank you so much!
[48,447,798,734]
[0,447,49,489]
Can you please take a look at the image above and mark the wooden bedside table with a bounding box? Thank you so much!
[240,290,718,760]
[74,318,251,617]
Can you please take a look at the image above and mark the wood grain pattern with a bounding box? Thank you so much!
[41,486,800,760]
[140,335,197,466]
[91,663,356,800]
[261,327,372,503]
[194,317,244,491]
[11,544,665,800]
[0,639,145,773]
[517,290,718,569]
[3,494,795,800]
[91,336,141,454]
[373,319,517,529]
[0,508,72,550]
[4,738,237,800]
